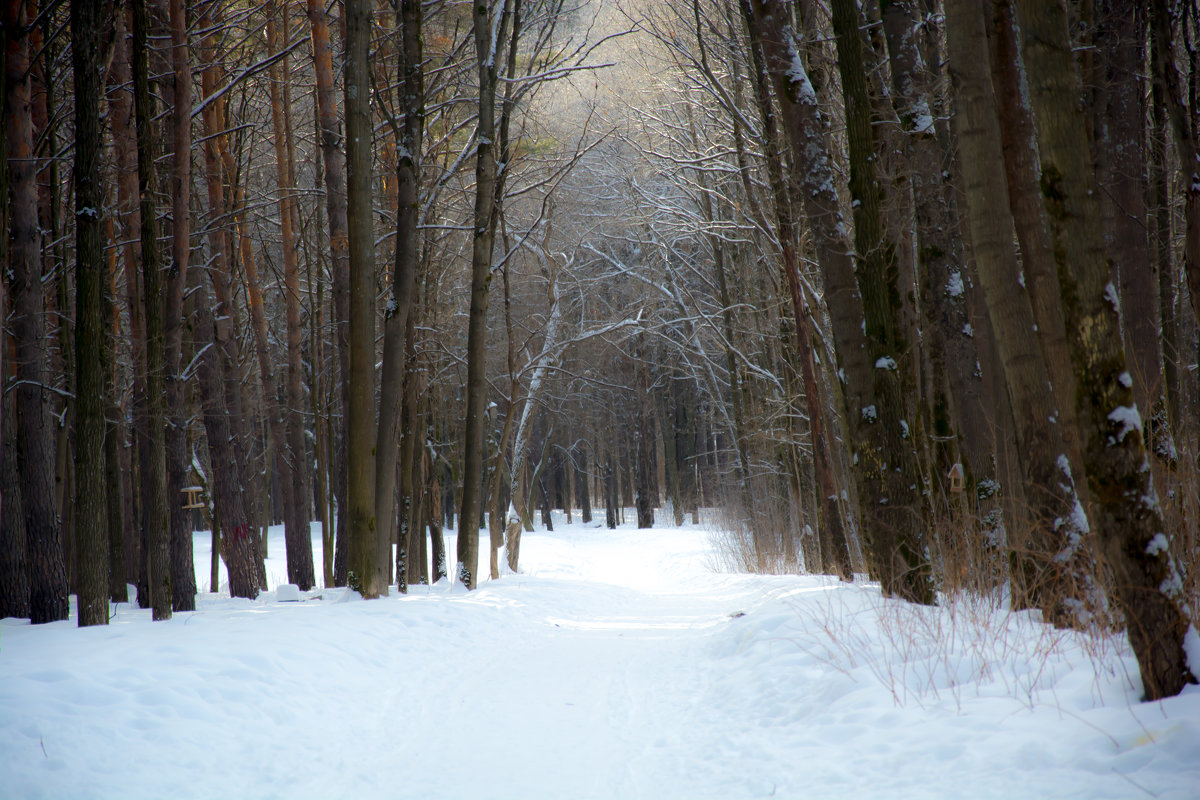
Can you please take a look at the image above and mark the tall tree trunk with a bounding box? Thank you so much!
[745,0,906,594]
[947,0,1090,626]
[1150,0,1199,425]
[1091,3,1159,418]
[988,0,1085,476]
[165,0,196,613]
[190,279,262,600]
[635,342,655,530]
[104,271,128,606]
[880,0,989,505]
[197,4,266,597]
[6,0,67,624]
[266,0,314,590]
[72,0,109,627]
[376,0,423,591]
[1148,30,1179,431]
[742,4,851,579]
[306,0,352,587]
[109,7,148,605]
[344,0,380,597]
[458,0,511,589]
[1015,0,1195,700]
[829,0,933,602]
[132,0,171,621]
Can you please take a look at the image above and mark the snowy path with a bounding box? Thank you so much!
[2,519,1198,799]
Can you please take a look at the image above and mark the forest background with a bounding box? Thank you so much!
[1,0,1197,704]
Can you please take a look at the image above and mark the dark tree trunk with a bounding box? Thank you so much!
[604,461,618,530]
[72,0,110,626]
[829,0,932,602]
[165,0,195,613]
[1,386,30,618]
[1091,3,1159,418]
[191,281,262,600]
[947,0,1090,625]
[459,0,512,588]
[6,0,68,624]
[1017,0,1195,700]
[577,446,592,523]
[306,0,351,588]
[344,0,380,597]
[743,6,852,580]
[132,0,171,620]
[376,0,424,591]
[880,0,989,506]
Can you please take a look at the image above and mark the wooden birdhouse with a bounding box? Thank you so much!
[182,486,204,509]
[947,463,965,494]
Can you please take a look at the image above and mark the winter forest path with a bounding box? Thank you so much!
[2,519,1198,799]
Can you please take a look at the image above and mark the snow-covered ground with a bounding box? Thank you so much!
[1,513,1197,799]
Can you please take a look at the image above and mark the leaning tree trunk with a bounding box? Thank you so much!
[833,0,934,603]
[947,0,1091,626]
[743,9,852,579]
[1016,0,1195,700]
[190,280,263,600]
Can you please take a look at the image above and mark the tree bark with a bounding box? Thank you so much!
[6,0,68,624]
[376,0,424,591]
[1090,2,1159,418]
[190,276,263,600]
[830,0,933,602]
[743,4,851,579]
[262,0,316,591]
[196,4,266,598]
[344,0,380,597]
[880,0,990,505]
[947,0,1090,626]
[132,0,171,621]
[1016,0,1196,700]
[458,0,511,589]
[306,0,352,587]
[165,0,196,613]
[72,0,110,626]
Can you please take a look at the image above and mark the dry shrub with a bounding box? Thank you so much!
[709,479,811,575]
